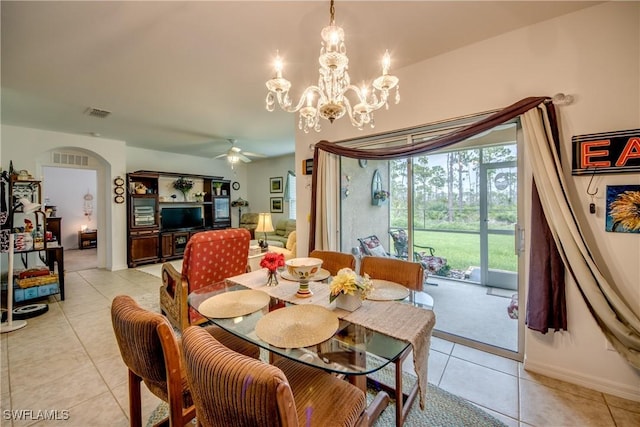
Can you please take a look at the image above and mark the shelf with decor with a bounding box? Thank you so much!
[126,170,230,267]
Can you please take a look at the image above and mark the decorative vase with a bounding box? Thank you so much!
[335,292,362,311]
[181,191,189,202]
[266,270,278,286]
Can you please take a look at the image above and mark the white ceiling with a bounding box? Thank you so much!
[1,1,601,159]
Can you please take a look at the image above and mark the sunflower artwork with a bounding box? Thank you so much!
[605,185,640,233]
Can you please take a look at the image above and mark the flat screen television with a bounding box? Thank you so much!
[161,207,203,231]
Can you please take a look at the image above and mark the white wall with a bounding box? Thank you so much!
[246,154,295,226]
[295,2,640,399]
[43,166,97,248]
[1,125,127,270]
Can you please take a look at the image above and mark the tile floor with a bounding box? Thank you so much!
[1,266,639,427]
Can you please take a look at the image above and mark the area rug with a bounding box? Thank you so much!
[146,366,506,427]
[136,259,182,278]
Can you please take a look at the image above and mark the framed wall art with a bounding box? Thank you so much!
[270,197,283,213]
[605,185,640,233]
[270,177,283,193]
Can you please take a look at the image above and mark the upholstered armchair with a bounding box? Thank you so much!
[160,228,251,331]
[268,230,297,260]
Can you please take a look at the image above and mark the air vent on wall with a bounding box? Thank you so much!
[52,152,89,166]
[85,107,111,118]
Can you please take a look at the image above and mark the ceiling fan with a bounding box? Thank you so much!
[214,139,266,165]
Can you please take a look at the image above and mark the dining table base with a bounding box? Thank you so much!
[364,346,417,427]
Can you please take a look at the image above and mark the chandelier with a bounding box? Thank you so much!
[265,0,400,133]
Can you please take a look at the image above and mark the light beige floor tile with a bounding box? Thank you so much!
[430,335,454,354]
[472,403,519,427]
[9,349,94,393]
[30,391,128,427]
[111,380,163,424]
[519,378,615,426]
[1,392,12,427]
[451,343,519,376]
[609,405,640,427]
[603,393,640,413]
[439,356,519,419]
[94,354,128,389]
[519,365,606,403]
[425,348,449,385]
[10,365,110,427]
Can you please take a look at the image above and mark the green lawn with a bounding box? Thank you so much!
[413,230,517,272]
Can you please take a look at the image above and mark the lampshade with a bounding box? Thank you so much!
[18,198,41,214]
[255,213,274,233]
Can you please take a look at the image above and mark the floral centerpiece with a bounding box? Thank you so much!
[329,268,373,308]
[260,252,285,286]
[173,177,193,201]
[193,191,206,202]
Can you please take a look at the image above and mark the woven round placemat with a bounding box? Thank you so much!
[367,279,410,301]
[198,290,270,319]
[255,304,338,348]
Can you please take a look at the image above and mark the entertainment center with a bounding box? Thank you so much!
[126,171,231,267]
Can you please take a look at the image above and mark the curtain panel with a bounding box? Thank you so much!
[309,97,640,367]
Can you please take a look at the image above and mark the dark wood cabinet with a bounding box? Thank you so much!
[127,171,231,267]
[129,231,160,266]
[78,229,97,249]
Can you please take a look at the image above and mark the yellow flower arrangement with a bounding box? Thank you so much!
[329,268,373,303]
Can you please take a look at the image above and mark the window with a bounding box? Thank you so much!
[285,171,296,220]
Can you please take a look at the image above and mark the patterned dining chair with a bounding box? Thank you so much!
[309,249,356,276]
[360,256,424,292]
[111,295,195,427]
[160,228,251,331]
[181,326,374,427]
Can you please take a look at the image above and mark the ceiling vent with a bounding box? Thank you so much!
[52,152,89,166]
[85,107,111,118]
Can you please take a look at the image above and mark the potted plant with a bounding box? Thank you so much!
[193,191,206,202]
[329,268,373,311]
[173,177,193,201]
[212,182,223,196]
[372,190,390,206]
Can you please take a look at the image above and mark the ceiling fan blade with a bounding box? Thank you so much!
[238,154,252,163]
[213,153,227,159]
[242,151,267,158]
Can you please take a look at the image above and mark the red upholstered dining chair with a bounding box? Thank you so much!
[160,228,251,331]
[309,249,356,276]
[181,326,374,427]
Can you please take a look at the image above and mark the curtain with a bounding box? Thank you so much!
[308,96,640,366]
[311,150,340,250]
[522,105,640,368]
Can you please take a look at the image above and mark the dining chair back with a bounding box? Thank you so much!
[111,295,194,427]
[181,326,371,427]
[160,228,251,330]
[309,250,356,276]
[360,256,424,291]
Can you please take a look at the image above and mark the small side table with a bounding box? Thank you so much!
[78,229,97,249]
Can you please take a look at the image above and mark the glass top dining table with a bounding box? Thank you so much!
[188,269,433,375]
[188,269,436,427]
[189,280,413,375]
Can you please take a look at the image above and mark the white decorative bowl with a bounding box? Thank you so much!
[285,257,323,281]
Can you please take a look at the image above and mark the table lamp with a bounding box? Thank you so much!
[254,213,274,252]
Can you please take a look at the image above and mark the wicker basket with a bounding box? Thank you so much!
[16,273,59,289]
